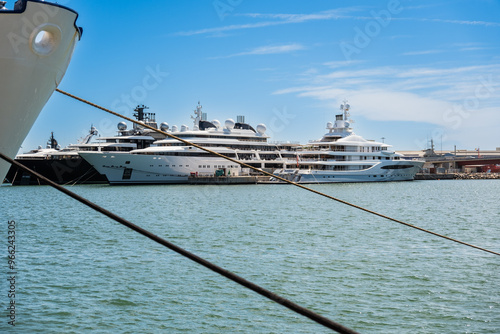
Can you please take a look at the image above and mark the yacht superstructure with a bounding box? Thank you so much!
[272,102,424,183]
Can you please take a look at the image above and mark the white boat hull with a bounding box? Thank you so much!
[0,1,81,181]
[273,160,424,183]
[80,152,243,185]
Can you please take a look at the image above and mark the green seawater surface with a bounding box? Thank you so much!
[0,180,499,333]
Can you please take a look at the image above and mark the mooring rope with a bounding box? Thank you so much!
[55,88,500,257]
[0,152,359,334]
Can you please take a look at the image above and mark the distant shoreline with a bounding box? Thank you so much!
[415,173,500,180]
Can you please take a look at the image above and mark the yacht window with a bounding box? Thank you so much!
[122,168,133,180]
[381,165,414,170]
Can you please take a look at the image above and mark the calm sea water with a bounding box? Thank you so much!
[0,180,499,333]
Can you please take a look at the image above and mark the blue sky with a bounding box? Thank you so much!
[19,0,500,152]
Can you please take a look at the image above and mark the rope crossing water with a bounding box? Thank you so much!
[2,90,499,333]
[0,152,359,334]
[56,88,500,257]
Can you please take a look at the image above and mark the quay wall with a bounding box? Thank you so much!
[415,173,500,180]
[188,175,268,185]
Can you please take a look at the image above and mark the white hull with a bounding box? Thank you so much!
[0,1,81,181]
[273,160,424,183]
[81,151,423,185]
[80,152,244,185]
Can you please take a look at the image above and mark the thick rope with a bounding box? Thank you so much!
[55,88,500,257]
[0,152,359,334]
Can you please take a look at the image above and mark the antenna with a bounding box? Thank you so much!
[191,101,203,127]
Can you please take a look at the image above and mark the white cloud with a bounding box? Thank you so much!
[236,11,344,22]
[272,63,500,131]
[424,18,500,27]
[175,7,500,37]
[290,87,453,123]
[175,9,355,36]
[211,43,305,59]
[322,60,365,69]
[175,21,284,37]
[401,49,444,56]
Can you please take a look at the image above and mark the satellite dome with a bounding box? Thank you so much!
[181,124,188,132]
[327,121,333,129]
[117,122,127,131]
[171,125,178,132]
[160,122,169,132]
[225,119,235,129]
[212,119,221,129]
[256,123,266,135]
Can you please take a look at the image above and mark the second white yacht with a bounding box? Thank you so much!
[272,102,424,183]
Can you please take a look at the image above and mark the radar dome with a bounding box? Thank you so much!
[327,122,333,129]
[117,122,127,131]
[256,123,267,135]
[225,119,235,129]
[160,122,169,132]
[171,125,178,132]
[212,119,221,129]
[181,125,188,132]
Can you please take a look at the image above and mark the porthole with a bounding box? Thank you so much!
[30,23,62,56]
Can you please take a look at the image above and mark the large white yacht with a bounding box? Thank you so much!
[272,102,424,183]
[0,0,82,182]
[80,102,288,184]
